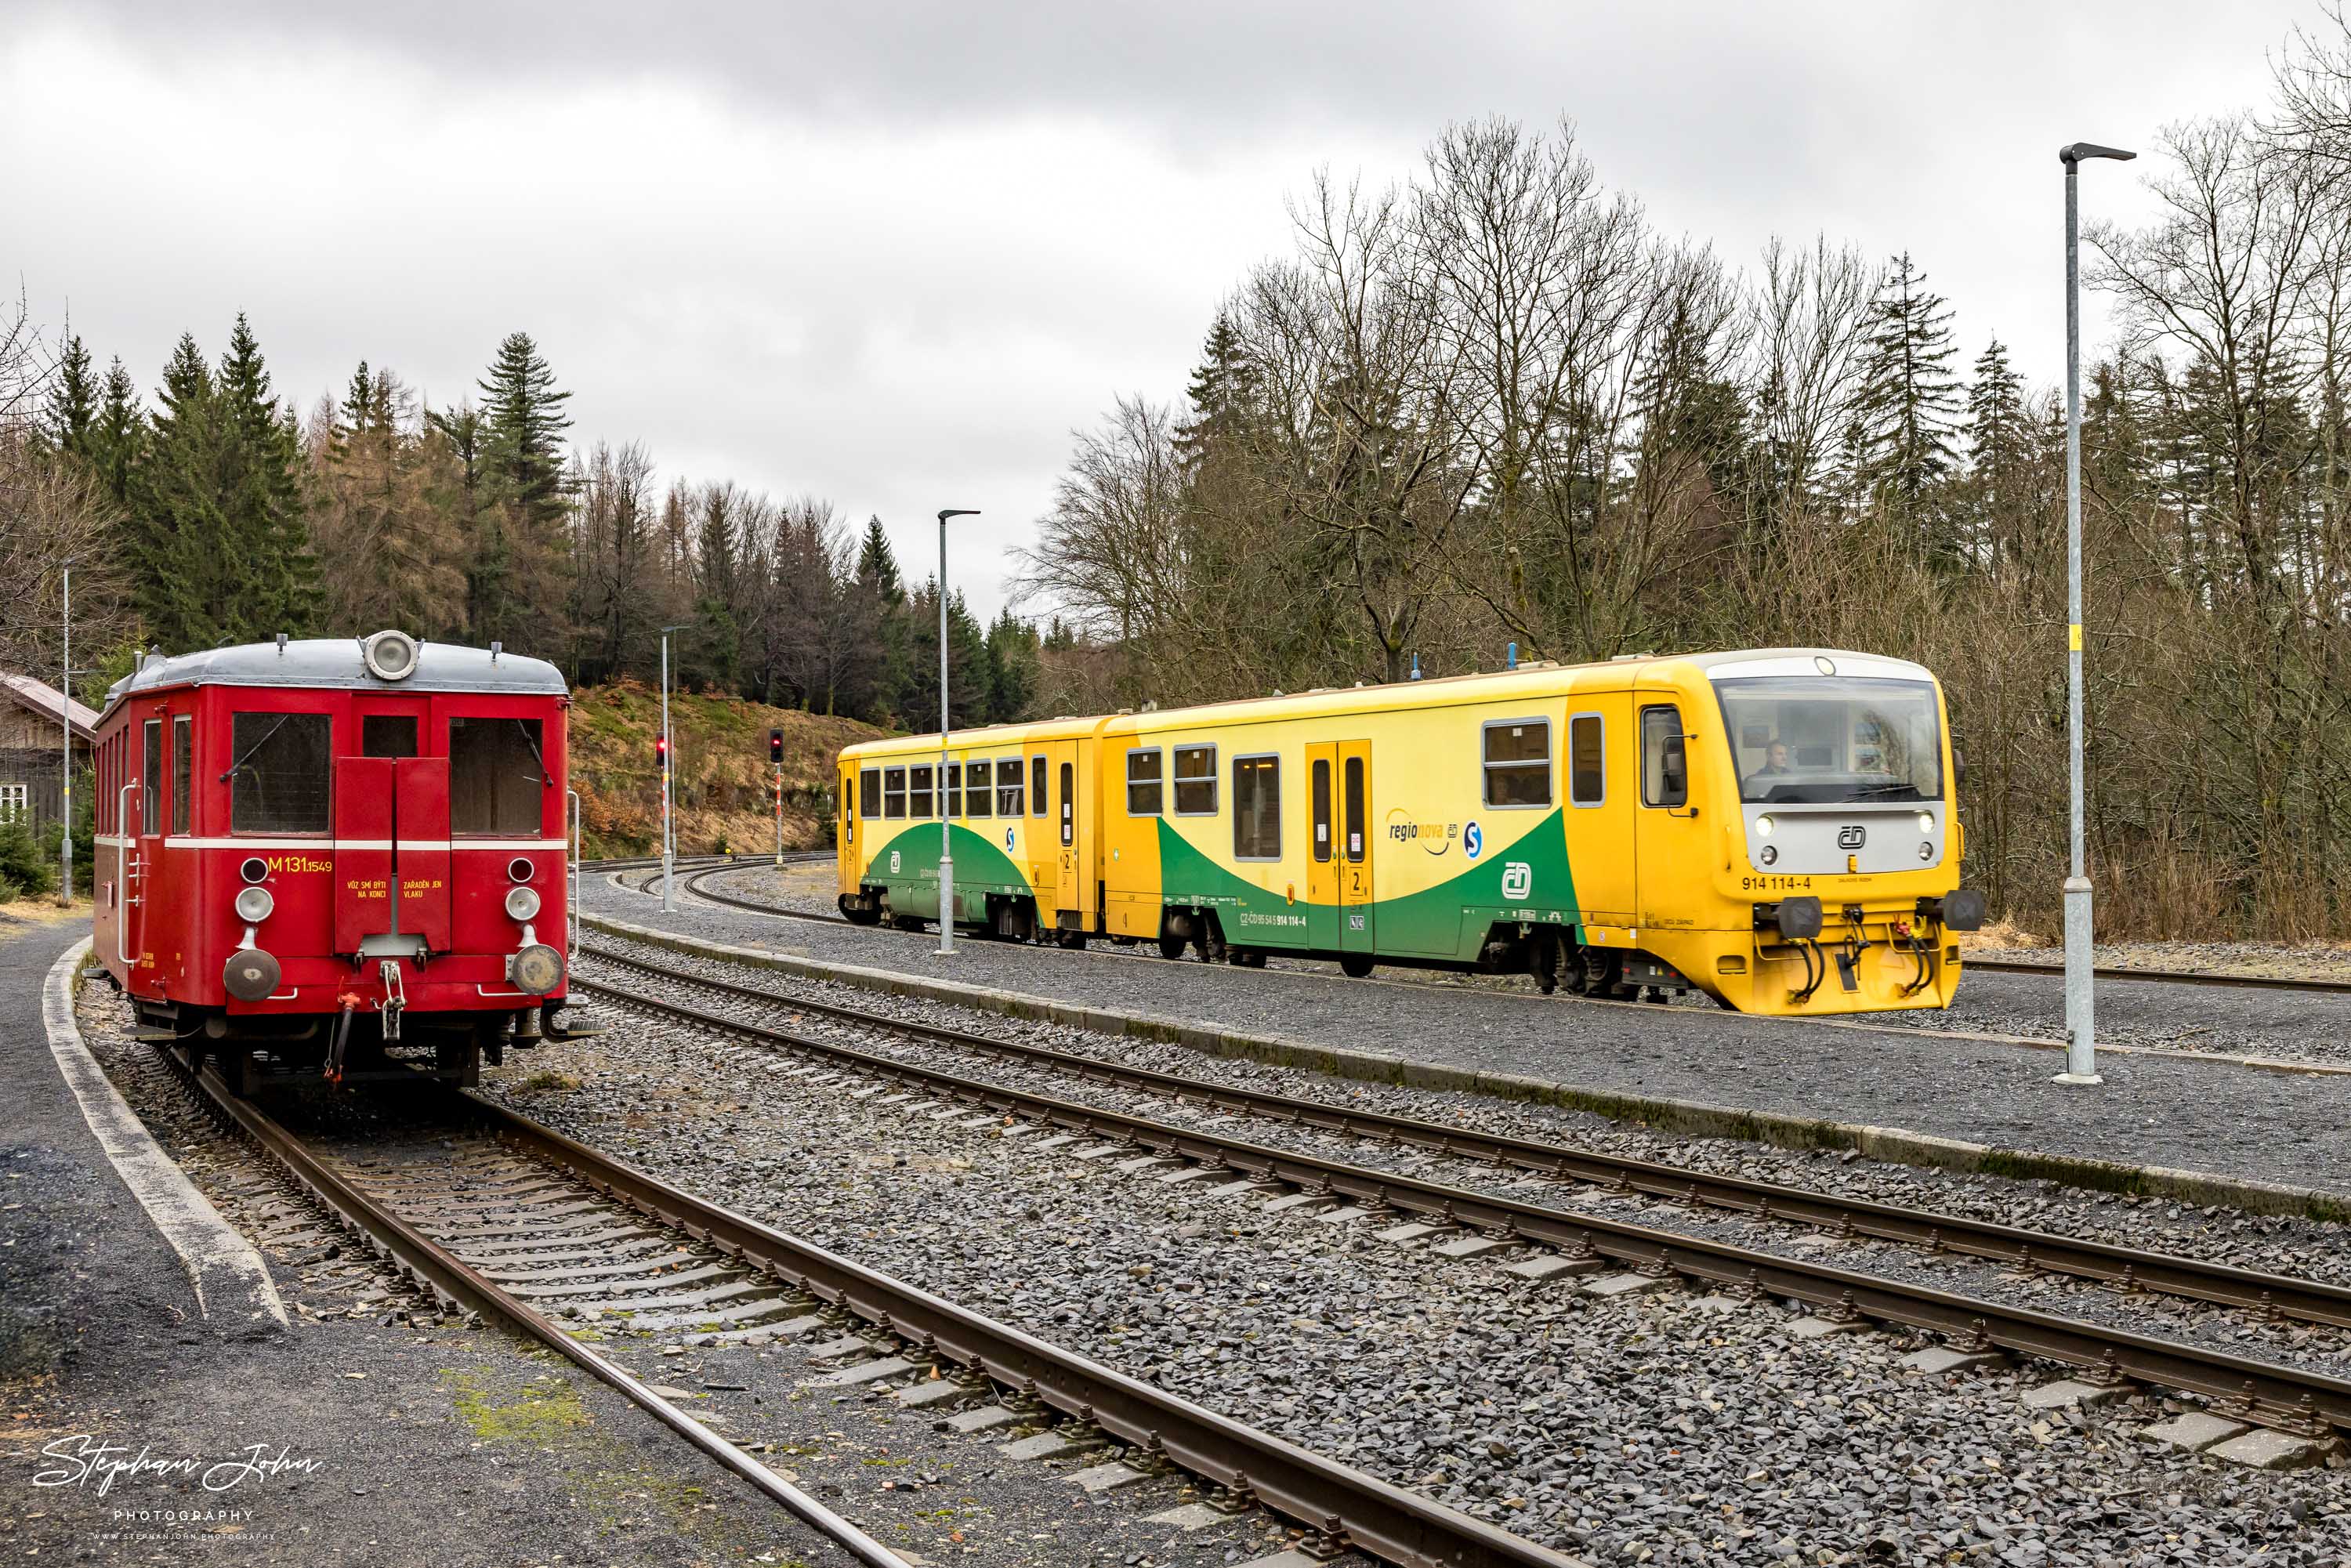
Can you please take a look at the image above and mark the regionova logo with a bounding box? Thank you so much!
[1384,808,1458,857]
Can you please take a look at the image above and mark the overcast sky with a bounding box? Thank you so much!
[2,1,2320,619]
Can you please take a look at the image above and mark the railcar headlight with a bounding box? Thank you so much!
[361,628,420,682]
[234,885,274,923]
[239,856,270,885]
[1754,814,1774,837]
[508,856,535,883]
[505,885,542,922]
[509,943,564,996]
[1918,842,1934,861]
[1916,812,1934,834]
[1759,845,1778,866]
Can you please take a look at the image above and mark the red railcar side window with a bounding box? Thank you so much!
[142,720,161,835]
[170,716,191,835]
[450,717,546,835]
[227,714,331,835]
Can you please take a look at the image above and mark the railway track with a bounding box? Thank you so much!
[151,1041,1576,1568]
[670,862,2351,1004]
[571,943,2351,1443]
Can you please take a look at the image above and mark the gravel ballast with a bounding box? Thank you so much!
[579,870,2351,1204]
[487,990,2351,1566]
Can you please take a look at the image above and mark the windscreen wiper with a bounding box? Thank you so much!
[217,715,291,783]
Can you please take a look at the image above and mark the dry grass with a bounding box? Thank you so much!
[0,895,89,927]
[1956,916,2049,951]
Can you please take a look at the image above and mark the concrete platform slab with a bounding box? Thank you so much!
[999,1429,1102,1461]
[1070,1459,1148,1494]
[2023,1378,2128,1410]
[2208,1428,2334,1470]
[1904,1345,2009,1374]
[1788,1314,1870,1339]
[2141,1411,2251,1453]
[942,1404,1020,1433]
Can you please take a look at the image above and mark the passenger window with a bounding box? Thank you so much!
[1032,756,1047,817]
[1232,755,1280,860]
[944,762,963,817]
[1344,755,1365,863]
[1125,748,1162,815]
[451,717,547,835]
[1173,746,1216,815]
[910,764,935,818]
[142,719,161,835]
[860,768,882,819]
[170,716,192,835]
[883,766,906,819]
[997,759,1024,817]
[1482,719,1551,808]
[1570,715,1604,807]
[967,761,992,818]
[1059,762,1074,846]
[1641,706,1688,809]
[362,715,418,758]
[1311,758,1331,863]
[227,713,331,835]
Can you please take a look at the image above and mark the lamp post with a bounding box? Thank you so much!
[58,559,72,908]
[659,623,690,912]
[2056,141,2134,1087]
[933,509,980,954]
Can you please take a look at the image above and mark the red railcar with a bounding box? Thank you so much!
[91,630,587,1088]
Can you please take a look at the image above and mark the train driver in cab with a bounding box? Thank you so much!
[1758,738,1793,777]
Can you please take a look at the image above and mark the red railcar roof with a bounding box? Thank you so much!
[100,637,566,724]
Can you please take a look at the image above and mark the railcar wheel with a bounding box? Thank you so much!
[1339,953,1374,979]
[1056,929,1089,950]
[1233,949,1266,968]
[1157,933,1188,960]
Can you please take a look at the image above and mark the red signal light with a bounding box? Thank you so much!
[654,733,669,772]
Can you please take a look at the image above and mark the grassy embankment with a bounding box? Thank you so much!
[567,681,886,860]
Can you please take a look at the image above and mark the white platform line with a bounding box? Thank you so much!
[41,939,289,1329]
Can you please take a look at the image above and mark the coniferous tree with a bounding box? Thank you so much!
[89,358,143,510]
[215,314,320,636]
[473,331,574,654]
[1965,339,2029,563]
[1174,311,1257,469]
[1855,254,1962,540]
[44,335,97,458]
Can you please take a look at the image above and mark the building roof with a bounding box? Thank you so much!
[99,637,568,721]
[1,673,99,743]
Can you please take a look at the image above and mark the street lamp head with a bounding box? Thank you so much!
[2059,143,2136,165]
[937,509,980,523]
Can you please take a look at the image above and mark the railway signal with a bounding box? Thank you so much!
[654,733,668,772]
[770,728,785,866]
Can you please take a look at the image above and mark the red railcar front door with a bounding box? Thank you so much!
[334,756,397,954]
[395,756,451,951]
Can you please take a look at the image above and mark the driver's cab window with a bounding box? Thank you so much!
[1640,706,1686,809]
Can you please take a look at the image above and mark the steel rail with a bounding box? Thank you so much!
[162,1052,1575,1568]
[678,862,2351,1003]
[494,1100,1579,1568]
[167,1056,918,1568]
[578,943,2351,1333]
[1965,957,2351,997]
[579,972,2351,1438]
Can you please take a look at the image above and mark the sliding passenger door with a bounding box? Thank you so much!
[1337,741,1373,958]
[1048,739,1081,929]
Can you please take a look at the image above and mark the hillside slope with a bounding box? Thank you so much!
[567,681,886,858]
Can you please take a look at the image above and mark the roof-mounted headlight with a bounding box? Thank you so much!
[361,628,420,682]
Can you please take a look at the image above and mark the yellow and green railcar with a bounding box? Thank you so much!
[835,648,1986,1016]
